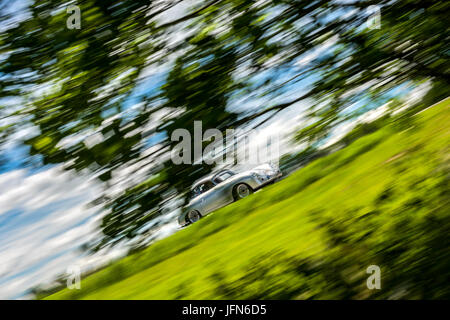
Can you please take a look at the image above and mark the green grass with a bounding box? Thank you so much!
[47,98,450,300]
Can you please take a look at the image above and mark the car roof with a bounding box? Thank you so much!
[191,169,234,190]
[191,177,213,190]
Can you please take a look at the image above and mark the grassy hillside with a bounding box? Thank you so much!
[47,98,450,300]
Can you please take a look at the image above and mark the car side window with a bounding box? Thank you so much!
[189,187,201,200]
[214,176,224,183]
[199,181,215,193]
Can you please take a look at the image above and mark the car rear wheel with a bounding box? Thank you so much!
[233,183,252,200]
[187,210,201,224]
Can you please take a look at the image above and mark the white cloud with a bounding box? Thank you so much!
[296,35,339,68]
[0,166,110,299]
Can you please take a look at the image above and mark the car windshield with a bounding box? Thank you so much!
[213,170,235,183]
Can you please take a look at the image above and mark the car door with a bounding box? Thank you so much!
[198,180,225,213]
[203,178,234,212]
[189,186,207,213]
[192,181,214,214]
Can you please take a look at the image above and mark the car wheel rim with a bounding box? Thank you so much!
[237,184,249,198]
[188,211,200,223]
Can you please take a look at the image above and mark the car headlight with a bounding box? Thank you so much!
[261,169,276,176]
[253,169,274,181]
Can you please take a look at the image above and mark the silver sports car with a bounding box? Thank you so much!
[178,163,282,226]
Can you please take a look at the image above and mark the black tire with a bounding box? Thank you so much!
[187,210,202,224]
[233,183,253,201]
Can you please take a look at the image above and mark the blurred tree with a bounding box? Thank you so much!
[0,0,448,249]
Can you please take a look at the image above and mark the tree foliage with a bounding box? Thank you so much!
[0,0,448,249]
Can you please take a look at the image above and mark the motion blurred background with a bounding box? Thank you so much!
[0,0,448,299]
